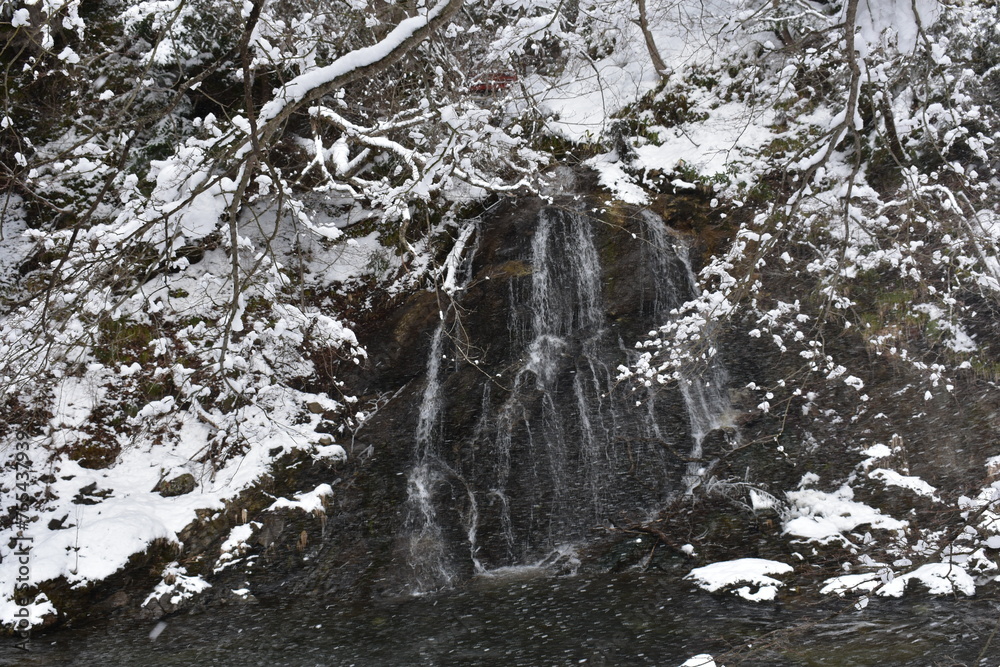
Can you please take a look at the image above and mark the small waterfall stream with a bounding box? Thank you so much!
[404,322,454,591]
[402,207,733,591]
[640,211,734,493]
[488,209,618,562]
[404,222,480,592]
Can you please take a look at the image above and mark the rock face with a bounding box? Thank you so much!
[286,192,734,598]
[280,189,1000,602]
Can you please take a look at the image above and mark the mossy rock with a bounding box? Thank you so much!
[66,441,121,470]
[155,473,197,497]
[487,260,532,279]
[94,318,155,366]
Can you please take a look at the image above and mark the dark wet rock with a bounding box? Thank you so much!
[36,538,180,630]
[97,591,129,612]
[72,482,113,505]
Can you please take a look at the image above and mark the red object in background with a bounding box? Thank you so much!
[470,73,518,95]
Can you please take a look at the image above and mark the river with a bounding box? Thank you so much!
[11,569,999,666]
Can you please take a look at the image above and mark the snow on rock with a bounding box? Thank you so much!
[819,572,883,597]
[0,593,56,635]
[822,562,977,598]
[868,468,940,500]
[860,444,893,461]
[34,505,178,586]
[266,483,334,514]
[143,563,212,608]
[679,655,719,667]
[784,485,907,545]
[0,453,207,610]
[686,558,793,602]
[313,444,348,462]
[884,564,976,597]
[585,154,650,205]
[0,383,330,627]
[214,522,260,573]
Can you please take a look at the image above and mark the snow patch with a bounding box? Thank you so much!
[822,562,976,598]
[784,485,907,544]
[267,483,334,513]
[868,468,940,500]
[686,557,793,602]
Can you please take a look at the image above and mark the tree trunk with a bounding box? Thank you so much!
[637,0,668,78]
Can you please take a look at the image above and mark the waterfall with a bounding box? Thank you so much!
[639,211,734,493]
[403,222,479,592]
[404,323,454,591]
[400,206,734,589]
[487,209,616,562]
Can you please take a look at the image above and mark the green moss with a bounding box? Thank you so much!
[530,131,598,163]
[142,381,167,401]
[740,178,778,207]
[867,146,905,193]
[876,289,917,314]
[488,260,533,279]
[761,133,810,159]
[94,318,155,366]
[969,359,1000,382]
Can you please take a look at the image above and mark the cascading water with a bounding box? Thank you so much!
[403,222,480,592]
[401,206,734,591]
[404,323,454,591]
[486,209,616,562]
[639,211,734,493]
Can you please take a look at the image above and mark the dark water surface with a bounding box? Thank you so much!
[7,571,999,666]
